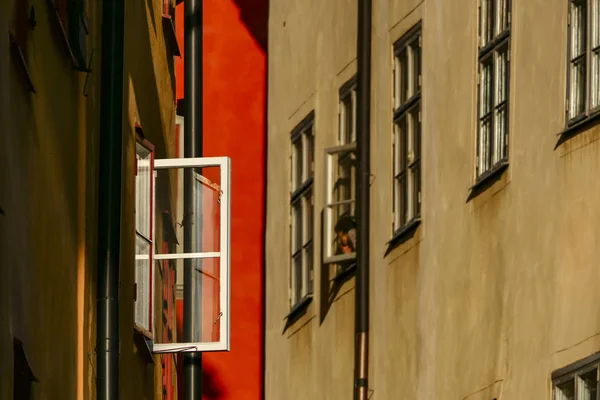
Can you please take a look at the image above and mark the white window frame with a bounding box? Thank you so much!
[323,80,357,265]
[567,0,600,124]
[151,156,231,353]
[290,114,314,309]
[477,0,511,178]
[134,139,155,337]
[392,24,422,234]
[553,355,600,400]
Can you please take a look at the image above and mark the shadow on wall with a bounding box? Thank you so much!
[231,0,268,53]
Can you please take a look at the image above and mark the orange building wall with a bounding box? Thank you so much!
[175,0,267,398]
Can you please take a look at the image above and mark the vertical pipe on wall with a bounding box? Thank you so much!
[355,0,371,399]
[183,0,203,397]
[96,0,125,398]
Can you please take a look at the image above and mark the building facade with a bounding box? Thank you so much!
[265,1,600,399]
[1,0,180,398]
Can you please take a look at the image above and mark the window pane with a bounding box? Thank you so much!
[555,379,575,400]
[292,201,302,253]
[495,0,509,36]
[304,191,313,242]
[135,145,152,239]
[571,57,587,118]
[394,118,407,175]
[592,49,600,109]
[306,129,314,179]
[479,116,492,174]
[411,38,421,95]
[581,369,598,400]
[293,138,303,190]
[305,243,313,295]
[294,253,303,303]
[135,235,151,332]
[341,94,353,145]
[481,58,493,116]
[394,175,407,229]
[593,0,600,49]
[571,1,587,59]
[398,50,408,106]
[333,149,356,203]
[494,45,509,164]
[495,46,509,105]
[480,0,494,47]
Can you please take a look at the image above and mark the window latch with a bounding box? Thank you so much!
[218,190,224,204]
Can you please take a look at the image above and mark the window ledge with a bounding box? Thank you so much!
[556,112,600,148]
[324,253,356,265]
[133,328,155,364]
[284,295,313,321]
[467,161,509,202]
[385,218,421,255]
[162,15,181,57]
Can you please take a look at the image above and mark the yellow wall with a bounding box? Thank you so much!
[266,1,600,399]
[0,0,177,398]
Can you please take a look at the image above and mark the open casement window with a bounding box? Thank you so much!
[553,355,600,400]
[135,140,155,337]
[152,157,231,353]
[290,114,314,309]
[393,25,422,234]
[477,0,510,178]
[324,81,357,267]
[567,0,600,124]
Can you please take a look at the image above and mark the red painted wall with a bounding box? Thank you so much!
[175,0,267,398]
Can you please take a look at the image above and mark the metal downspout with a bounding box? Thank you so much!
[183,0,203,397]
[355,0,372,399]
[96,0,125,398]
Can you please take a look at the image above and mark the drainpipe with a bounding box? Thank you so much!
[355,0,371,399]
[183,0,203,397]
[96,0,125,399]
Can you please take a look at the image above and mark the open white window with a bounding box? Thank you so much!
[324,78,357,267]
[134,139,154,337]
[152,157,231,353]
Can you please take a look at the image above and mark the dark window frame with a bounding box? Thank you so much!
[552,352,600,399]
[134,128,155,338]
[566,0,600,127]
[392,23,422,236]
[289,112,315,309]
[476,0,511,180]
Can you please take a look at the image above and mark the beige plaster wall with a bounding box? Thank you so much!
[266,1,600,399]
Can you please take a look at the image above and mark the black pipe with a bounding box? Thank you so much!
[355,0,371,399]
[183,0,203,397]
[96,0,125,399]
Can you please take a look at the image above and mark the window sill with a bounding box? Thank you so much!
[9,33,36,93]
[323,253,356,265]
[284,295,313,322]
[385,217,421,256]
[556,112,600,148]
[467,161,509,202]
[162,15,181,57]
[133,328,154,364]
